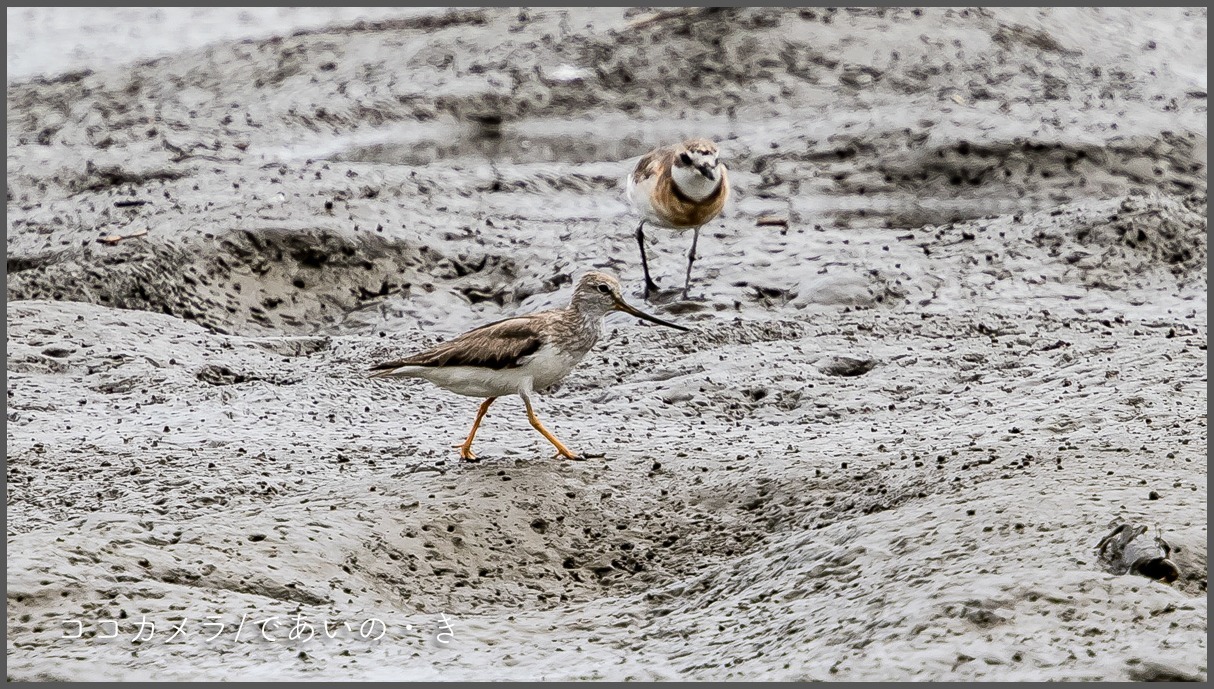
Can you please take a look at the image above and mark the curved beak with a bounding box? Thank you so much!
[612,297,690,332]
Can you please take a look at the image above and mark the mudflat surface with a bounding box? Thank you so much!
[6,7,1207,681]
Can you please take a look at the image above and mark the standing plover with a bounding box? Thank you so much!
[626,138,729,300]
[370,271,689,461]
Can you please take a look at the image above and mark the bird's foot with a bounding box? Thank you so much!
[454,443,479,462]
[555,449,586,461]
[641,278,662,302]
[680,280,707,302]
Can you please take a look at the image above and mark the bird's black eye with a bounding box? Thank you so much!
[596,284,611,294]
[679,152,692,165]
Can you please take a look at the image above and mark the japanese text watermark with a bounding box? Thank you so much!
[59,612,457,645]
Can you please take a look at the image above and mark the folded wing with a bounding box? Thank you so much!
[369,316,545,376]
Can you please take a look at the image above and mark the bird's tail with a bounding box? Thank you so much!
[368,363,417,379]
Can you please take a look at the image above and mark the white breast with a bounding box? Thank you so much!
[517,343,583,392]
[670,164,722,202]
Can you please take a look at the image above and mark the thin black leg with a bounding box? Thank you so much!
[635,221,660,300]
[682,225,701,300]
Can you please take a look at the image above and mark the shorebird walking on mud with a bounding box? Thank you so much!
[369,272,689,462]
[626,138,730,301]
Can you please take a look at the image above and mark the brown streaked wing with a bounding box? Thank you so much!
[631,144,675,182]
[370,315,546,375]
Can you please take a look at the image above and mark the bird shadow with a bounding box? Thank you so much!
[659,299,710,315]
[390,450,607,476]
[636,286,686,305]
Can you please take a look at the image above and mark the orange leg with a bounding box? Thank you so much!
[521,394,582,460]
[454,397,496,460]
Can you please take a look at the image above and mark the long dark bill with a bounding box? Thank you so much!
[613,298,690,332]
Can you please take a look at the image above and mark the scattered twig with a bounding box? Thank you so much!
[627,7,715,30]
[97,229,148,246]
[756,215,789,228]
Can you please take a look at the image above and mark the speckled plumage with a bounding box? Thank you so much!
[626,138,730,300]
[370,271,688,461]
[628,138,730,229]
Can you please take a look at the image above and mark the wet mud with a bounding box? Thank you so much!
[6,6,1207,681]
